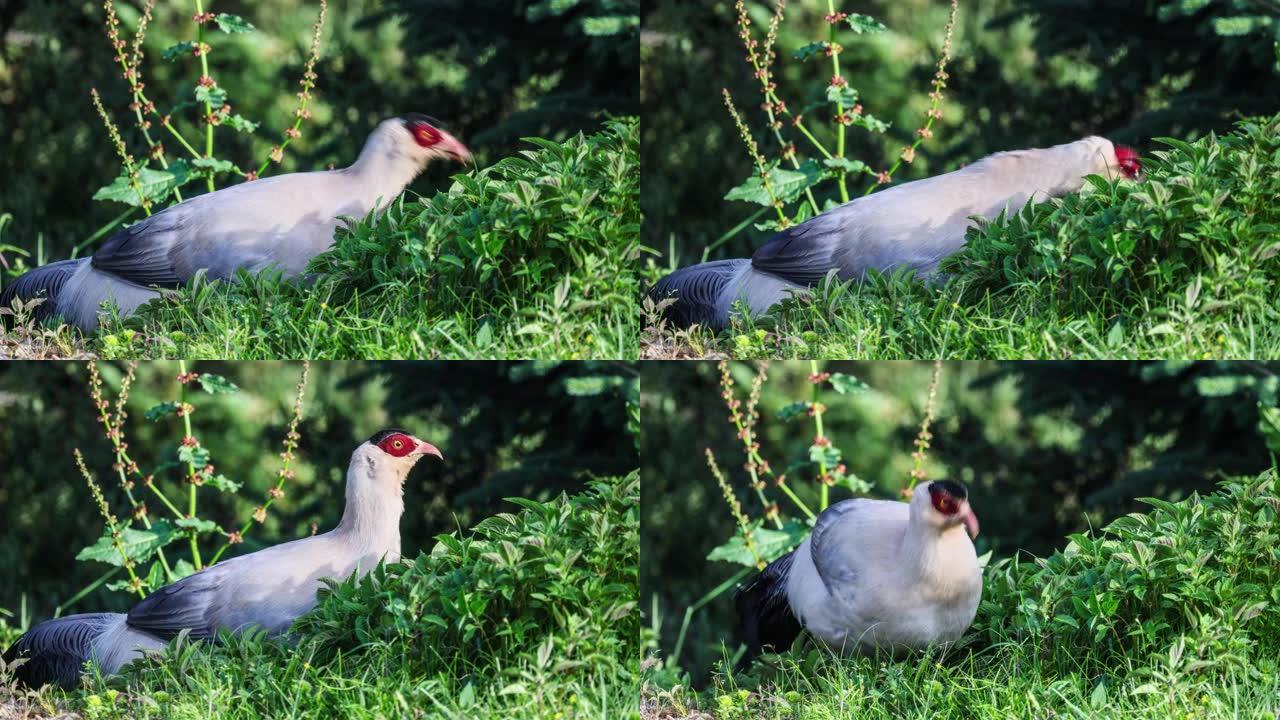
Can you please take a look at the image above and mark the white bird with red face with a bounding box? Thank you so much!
[651,137,1143,328]
[0,115,470,331]
[737,480,982,661]
[1,429,441,688]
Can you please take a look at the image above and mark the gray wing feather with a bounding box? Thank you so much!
[750,210,849,285]
[91,209,188,288]
[0,258,85,322]
[126,564,228,640]
[809,499,863,591]
[2,613,117,688]
[648,258,747,327]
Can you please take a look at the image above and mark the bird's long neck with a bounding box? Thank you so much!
[334,455,404,560]
[900,512,973,599]
[343,127,427,212]
[973,138,1113,201]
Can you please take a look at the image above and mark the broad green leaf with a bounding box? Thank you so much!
[178,444,210,469]
[198,373,239,394]
[76,520,176,567]
[846,13,887,34]
[93,166,188,207]
[205,474,242,493]
[725,160,824,206]
[195,85,228,110]
[809,442,841,468]
[145,402,180,421]
[222,114,259,134]
[707,520,809,566]
[829,372,869,394]
[173,559,196,579]
[826,85,859,107]
[162,42,197,61]
[794,42,828,61]
[777,401,811,421]
[174,517,220,534]
[214,13,256,34]
[823,157,868,174]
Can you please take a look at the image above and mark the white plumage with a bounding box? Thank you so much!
[652,137,1143,328]
[1,115,469,331]
[737,480,982,659]
[2,429,441,688]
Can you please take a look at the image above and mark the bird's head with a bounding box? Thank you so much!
[360,427,443,481]
[395,113,471,166]
[1084,137,1142,181]
[914,480,979,540]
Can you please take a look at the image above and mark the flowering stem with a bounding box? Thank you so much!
[826,0,849,203]
[193,0,215,192]
[178,360,203,569]
[810,360,831,510]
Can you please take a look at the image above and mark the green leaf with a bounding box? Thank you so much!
[826,85,859,108]
[222,114,259,134]
[174,517,220,534]
[846,13,887,34]
[724,160,824,206]
[177,444,210,469]
[1211,15,1272,36]
[707,520,809,566]
[580,15,638,37]
[172,559,196,580]
[776,401,811,421]
[823,157,868,174]
[195,85,228,110]
[76,520,176,567]
[793,42,828,61]
[829,372,869,394]
[214,13,256,34]
[162,42,197,61]
[145,402,180,421]
[809,442,841,467]
[205,474,242,493]
[197,373,239,394]
[190,158,238,178]
[93,166,189,207]
[1258,404,1280,453]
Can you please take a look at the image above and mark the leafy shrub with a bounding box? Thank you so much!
[976,469,1280,684]
[952,113,1280,325]
[107,118,640,359]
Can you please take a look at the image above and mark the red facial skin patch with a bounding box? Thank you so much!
[1115,144,1142,179]
[377,433,416,457]
[929,487,959,516]
[412,123,441,149]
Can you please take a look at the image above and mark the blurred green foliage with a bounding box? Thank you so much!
[0,360,636,620]
[641,360,1279,683]
[641,0,1280,270]
[0,0,637,268]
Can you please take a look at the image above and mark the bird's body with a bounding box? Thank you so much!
[737,482,982,661]
[2,429,441,688]
[1,115,469,331]
[652,137,1142,328]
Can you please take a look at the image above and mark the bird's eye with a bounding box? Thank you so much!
[393,440,403,449]
[413,124,441,149]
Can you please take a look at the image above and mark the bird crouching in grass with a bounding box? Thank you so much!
[1,429,442,688]
[651,137,1143,329]
[0,115,471,332]
[736,481,982,665]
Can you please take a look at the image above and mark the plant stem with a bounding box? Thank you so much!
[811,360,830,511]
[827,0,849,202]
[73,207,137,257]
[55,567,121,618]
[670,567,751,668]
[178,359,203,569]
[193,0,215,192]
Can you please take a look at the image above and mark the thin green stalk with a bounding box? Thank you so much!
[811,360,830,511]
[671,567,751,667]
[193,0,215,192]
[73,206,137,256]
[179,359,203,569]
[55,567,122,617]
[827,0,848,202]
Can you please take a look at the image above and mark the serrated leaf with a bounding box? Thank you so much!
[222,114,259,134]
[777,401,811,421]
[823,157,867,174]
[846,13,887,34]
[195,85,228,110]
[197,373,239,394]
[93,166,188,207]
[177,444,210,469]
[205,474,242,493]
[809,443,841,467]
[829,372,869,394]
[826,85,859,108]
[214,13,255,34]
[174,517,220,534]
[76,520,176,567]
[707,520,809,566]
[725,160,824,206]
[162,42,197,61]
[793,42,828,61]
[145,402,181,421]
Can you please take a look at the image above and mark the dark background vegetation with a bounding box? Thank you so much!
[0,360,636,620]
[641,0,1280,269]
[0,0,638,268]
[641,360,1280,683]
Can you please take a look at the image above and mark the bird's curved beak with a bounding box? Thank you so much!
[960,508,979,539]
[412,440,443,460]
[440,132,472,165]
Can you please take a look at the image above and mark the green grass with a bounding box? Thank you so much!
[643,469,1280,719]
[4,118,640,361]
[643,114,1280,360]
[1,474,640,720]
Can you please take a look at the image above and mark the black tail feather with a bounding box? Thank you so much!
[0,258,82,325]
[736,551,801,668]
[2,613,114,688]
[647,259,746,328]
